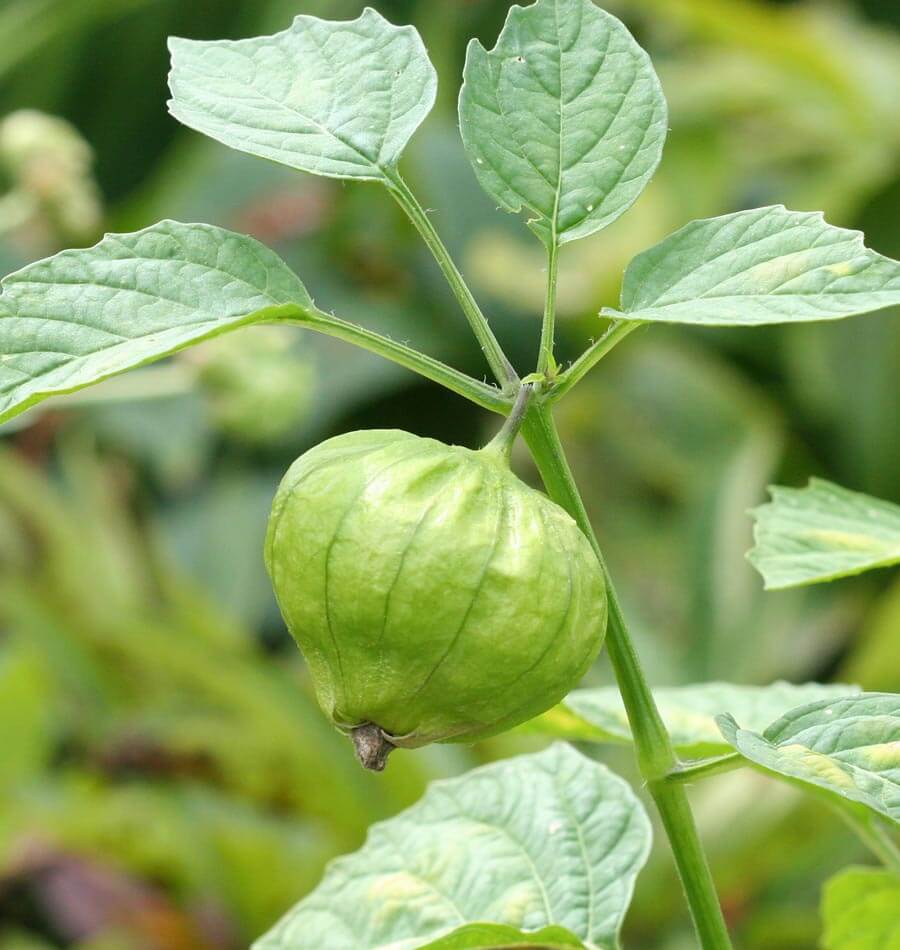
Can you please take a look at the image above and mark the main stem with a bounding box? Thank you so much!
[389,174,730,946]
[522,400,732,949]
[386,173,518,391]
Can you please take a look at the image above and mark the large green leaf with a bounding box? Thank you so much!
[254,744,651,950]
[528,681,859,756]
[168,9,436,183]
[718,693,900,824]
[459,0,666,247]
[0,221,312,425]
[603,205,900,325]
[748,478,900,589]
[821,867,900,950]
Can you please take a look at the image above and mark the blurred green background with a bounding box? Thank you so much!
[0,0,897,947]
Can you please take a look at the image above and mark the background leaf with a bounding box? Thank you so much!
[0,441,439,942]
[420,922,585,949]
[459,0,666,246]
[0,643,53,793]
[748,478,900,589]
[820,866,900,950]
[605,205,900,325]
[0,220,311,424]
[168,9,437,183]
[255,744,651,950]
[528,681,859,755]
[718,693,900,824]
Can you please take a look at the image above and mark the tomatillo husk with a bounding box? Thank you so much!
[266,429,607,769]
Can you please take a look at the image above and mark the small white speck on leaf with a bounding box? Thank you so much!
[548,820,563,835]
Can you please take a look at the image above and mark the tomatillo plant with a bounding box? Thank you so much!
[1,2,899,947]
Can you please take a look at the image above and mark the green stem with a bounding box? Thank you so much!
[839,809,900,874]
[549,320,641,403]
[388,158,727,943]
[385,172,518,391]
[667,753,745,785]
[483,383,533,459]
[538,242,559,375]
[522,399,732,949]
[277,307,510,415]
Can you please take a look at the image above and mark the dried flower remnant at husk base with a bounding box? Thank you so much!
[265,425,607,770]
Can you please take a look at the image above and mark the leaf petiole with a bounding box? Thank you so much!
[385,172,519,391]
[277,307,511,416]
[537,241,560,375]
[548,320,641,403]
[666,753,745,784]
[835,808,900,874]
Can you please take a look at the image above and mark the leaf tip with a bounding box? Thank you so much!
[715,713,740,744]
[166,34,193,60]
[359,5,389,23]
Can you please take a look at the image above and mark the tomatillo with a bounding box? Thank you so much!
[266,429,606,769]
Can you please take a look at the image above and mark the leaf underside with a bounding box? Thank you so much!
[717,693,900,825]
[748,478,900,589]
[0,220,312,425]
[254,744,651,950]
[167,8,436,182]
[605,205,900,325]
[459,0,667,247]
[527,681,860,756]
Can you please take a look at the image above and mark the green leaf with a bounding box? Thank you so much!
[604,205,900,325]
[527,681,860,756]
[167,9,436,183]
[821,866,900,950]
[419,922,585,949]
[717,693,900,824]
[459,0,666,247]
[748,478,900,590]
[254,744,651,950]
[0,220,312,425]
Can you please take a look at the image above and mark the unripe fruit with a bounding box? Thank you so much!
[265,429,607,768]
